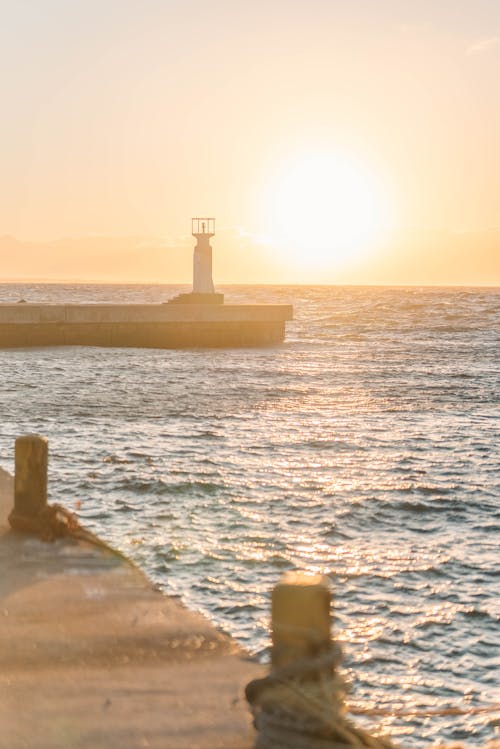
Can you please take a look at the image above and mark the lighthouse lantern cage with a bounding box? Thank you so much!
[192,217,215,237]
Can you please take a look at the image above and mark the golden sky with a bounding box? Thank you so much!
[1,1,499,284]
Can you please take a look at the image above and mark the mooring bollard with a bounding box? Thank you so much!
[8,433,104,544]
[13,434,49,517]
[246,572,352,748]
[8,434,49,534]
[272,571,332,671]
[246,572,400,748]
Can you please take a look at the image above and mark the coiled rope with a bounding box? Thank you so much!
[9,503,82,542]
[246,642,400,749]
[8,502,132,564]
[246,639,499,749]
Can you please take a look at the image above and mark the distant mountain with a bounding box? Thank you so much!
[0,235,190,283]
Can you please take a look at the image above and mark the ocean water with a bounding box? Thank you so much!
[0,283,498,746]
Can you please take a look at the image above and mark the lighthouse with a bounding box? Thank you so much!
[168,217,224,304]
[192,217,215,294]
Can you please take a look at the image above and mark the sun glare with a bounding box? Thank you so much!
[262,152,393,271]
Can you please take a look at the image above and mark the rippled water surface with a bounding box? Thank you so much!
[0,284,498,745]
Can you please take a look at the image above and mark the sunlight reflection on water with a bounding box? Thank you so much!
[0,283,499,745]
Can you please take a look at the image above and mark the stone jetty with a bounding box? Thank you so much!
[0,302,293,349]
[2,441,492,749]
[0,464,263,748]
[0,219,293,350]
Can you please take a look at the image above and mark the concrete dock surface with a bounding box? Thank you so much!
[0,467,262,749]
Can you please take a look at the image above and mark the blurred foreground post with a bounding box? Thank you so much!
[246,572,398,748]
[246,572,344,748]
[272,571,332,671]
[14,434,48,517]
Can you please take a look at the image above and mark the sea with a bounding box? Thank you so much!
[0,283,498,746]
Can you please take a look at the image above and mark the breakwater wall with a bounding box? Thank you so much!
[0,303,293,348]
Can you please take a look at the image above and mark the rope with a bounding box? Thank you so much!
[9,503,81,541]
[246,640,499,749]
[246,644,400,749]
[8,503,133,565]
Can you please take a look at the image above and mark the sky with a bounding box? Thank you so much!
[1,0,499,284]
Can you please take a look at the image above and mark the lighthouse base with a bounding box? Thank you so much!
[168,292,224,305]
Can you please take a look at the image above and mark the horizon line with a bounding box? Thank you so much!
[0,279,498,290]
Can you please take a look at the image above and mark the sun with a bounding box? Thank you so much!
[260,151,393,271]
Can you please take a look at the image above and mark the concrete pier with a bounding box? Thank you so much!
[0,466,262,748]
[0,303,293,348]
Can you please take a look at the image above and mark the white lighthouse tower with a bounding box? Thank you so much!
[168,217,223,304]
[192,217,215,294]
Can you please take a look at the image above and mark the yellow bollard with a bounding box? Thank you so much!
[271,571,332,670]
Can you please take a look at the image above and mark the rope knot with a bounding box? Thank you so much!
[246,642,399,749]
[9,503,81,542]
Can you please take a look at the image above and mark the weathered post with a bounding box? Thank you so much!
[246,572,344,747]
[272,571,332,671]
[9,434,48,526]
[247,572,399,749]
[9,434,83,541]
